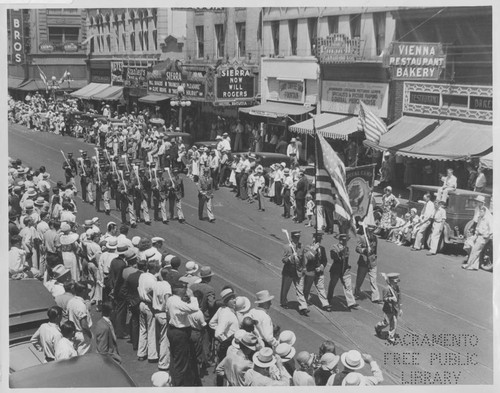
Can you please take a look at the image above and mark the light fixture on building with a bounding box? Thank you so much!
[170,85,191,130]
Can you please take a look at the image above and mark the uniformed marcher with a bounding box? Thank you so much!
[375,273,402,344]
[280,230,308,315]
[354,225,381,303]
[119,172,137,228]
[83,156,95,205]
[302,232,331,311]
[151,169,162,222]
[63,152,78,188]
[327,234,358,310]
[197,169,215,223]
[171,168,185,223]
[159,171,170,224]
[78,151,88,202]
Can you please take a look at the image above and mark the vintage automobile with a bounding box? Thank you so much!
[395,185,492,253]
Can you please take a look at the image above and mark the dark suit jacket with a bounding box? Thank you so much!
[165,269,183,286]
[295,177,309,200]
[124,270,142,307]
[94,317,119,356]
[109,257,127,298]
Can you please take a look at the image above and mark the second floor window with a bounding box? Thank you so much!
[288,19,298,55]
[196,25,204,58]
[215,24,225,58]
[307,17,317,55]
[48,27,79,43]
[328,15,339,35]
[236,22,246,58]
[350,14,361,39]
[373,12,386,56]
[271,21,279,56]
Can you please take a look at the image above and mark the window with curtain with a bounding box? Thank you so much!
[288,19,298,55]
[271,21,279,55]
[196,26,204,58]
[373,12,386,56]
[307,17,317,55]
[215,24,225,58]
[350,14,361,38]
[236,22,246,58]
[328,15,339,35]
[48,27,80,43]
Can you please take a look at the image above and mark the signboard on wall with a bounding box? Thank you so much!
[90,68,111,84]
[124,63,152,89]
[321,81,389,117]
[111,61,124,85]
[383,42,447,80]
[316,34,363,64]
[147,65,209,100]
[215,63,255,105]
[10,10,24,64]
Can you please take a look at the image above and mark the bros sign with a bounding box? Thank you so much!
[383,42,446,80]
[10,10,24,64]
[215,64,255,104]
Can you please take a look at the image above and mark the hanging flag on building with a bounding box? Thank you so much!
[316,133,353,222]
[357,100,388,144]
[58,70,69,84]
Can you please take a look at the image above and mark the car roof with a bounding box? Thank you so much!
[9,353,137,388]
[9,279,55,328]
[409,185,491,197]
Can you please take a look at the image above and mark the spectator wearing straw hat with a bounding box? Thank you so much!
[190,266,217,322]
[332,350,383,385]
[244,347,291,386]
[179,261,202,287]
[247,290,279,348]
[216,333,258,386]
[59,222,81,282]
[274,342,296,377]
[209,286,239,362]
[293,351,316,385]
[100,237,119,303]
[234,296,252,324]
[315,352,340,385]
[137,260,159,363]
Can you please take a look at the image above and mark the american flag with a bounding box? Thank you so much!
[316,133,352,222]
[36,64,48,92]
[357,100,387,144]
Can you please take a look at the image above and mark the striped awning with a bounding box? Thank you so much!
[70,83,110,99]
[239,101,314,118]
[91,86,123,101]
[289,113,360,140]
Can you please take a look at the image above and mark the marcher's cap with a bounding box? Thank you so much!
[34,197,45,206]
[342,372,367,386]
[222,132,229,137]
[384,186,393,192]
[185,261,199,274]
[151,371,171,387]
[215,135,223,140]
[152,236,165,244]
[283,168,290,174]
[296,351,314,367]
[255,290,274,304]
[235,296,251,313]
[106,237,118,250]
[313,231,324,239]
[52,264,71,281]
[84,219,93,227]
[199,266,214,278]
[253,347,276,368]
[335,233,349,241]
[42,173,50,179]
[274,343,296,361]
[117,244,129,255]
[340,350,365,370]
[384,151,391,156]
[320,352,340,370]
[438,200,446,205]
[386,272,400,280]
[290,138,297,143]
[366,225,377,231]
[67,152,73,156]
[220,287,236,303]
[124,249,137,262]
[279,330,297,346]
[290,230,301,238]
[231,329,247,349]
[474,195,486,203]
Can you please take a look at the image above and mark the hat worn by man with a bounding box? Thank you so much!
[320,352,340,370]
[152,236,165,244]
[342,372,367,386]
[274,343,296,361]
[386,272,400,281]
[151,371,171,387]
[132,236,141,246]
[341,350,365,370]
[296,351,314,367]
[335,233,349,241]
[290,138,297,143]
[175,127,181,131]
[279,330,297,346]
[34,197,45,206]
[84,219,93,227]
[106,238,118,250]
[239,333,259,351]
[185,261,199,275]
[234,296,251,313]
[255,290,274,304]
[26,189,37,198]
[290,230,301,238]
[123,249,137,262]
[231,329,247,349]
[253,347,276,368]
[199,266,214,278]
[474,195,486,203]
[52,264,71,282]
[117,244,129,255]
[220,287,236,303]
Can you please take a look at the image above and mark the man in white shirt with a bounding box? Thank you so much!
[54,320,78,361]
[436,168,457,202]
[30,306,63,362]
[247,290,279,348]
[154,268,172,371]
[66,282,93,355]
[474,167,487,192]
[463,205,492,270]
[412,193,436,251]
[286,138,299,164]
[99,237,119,303]
[137,260,159,362]
[427,201,447,256]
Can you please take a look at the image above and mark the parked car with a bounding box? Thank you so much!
[395,185,492,252]
[9,353,137,388]
[9,279,56,372]
[194,140,220,150]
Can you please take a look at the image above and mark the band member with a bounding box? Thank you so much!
[171,168,185,223]
[328,234,358,310]
[78,152,88,202]
[83,156,95,205]
[159,171,170,224]
[375,273,402,344]
[280,230,308,315]
[151,169,162,221]
[354,225,381,303]
[119,172,137,228]
[197,169,215,223]
[303,232,331,311]
[63,152,78,188]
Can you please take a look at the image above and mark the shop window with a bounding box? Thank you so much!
[442,94,468,108]
[350,14,361,39]
[236,22,246,58]
[153,29,157,50]
[122,32,127,51]
[48,27,79,43]
[196,25,204,58]
[130,31,136,51]
[215,24,225,58]
[288,19,298,55]
[328,15,339,35]
[144,30,149,51]
[307,17,317,55]
[373,12,386,56]
[271,21,279,56]
[152,8,157,29]
[106,35,111,52]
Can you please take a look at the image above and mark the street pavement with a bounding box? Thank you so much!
[8,124,494,386]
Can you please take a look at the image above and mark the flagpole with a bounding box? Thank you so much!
[313,115,318,238]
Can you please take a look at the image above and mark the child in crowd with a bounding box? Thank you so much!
[305,194,316,227]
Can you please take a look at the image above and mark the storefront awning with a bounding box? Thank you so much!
[364,116,492,161]
[480,152,493,169]
[138,94,170,104]
[8,77,25,89]
[239,101,314,118]
[289,113,360,140]
[58,79,88,91]
[91,86,124,101]
[70,83,110,99]
[16,79,47,91]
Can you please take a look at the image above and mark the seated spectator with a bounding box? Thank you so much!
[436,168,457,202]
[30,306,63,362]
[55,320,78,361]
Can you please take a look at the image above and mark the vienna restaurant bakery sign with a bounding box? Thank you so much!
[383,42,446,80]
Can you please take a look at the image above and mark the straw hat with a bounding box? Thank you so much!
[235,296,251,313]
[253,347,276,368]
[340,350,365,370]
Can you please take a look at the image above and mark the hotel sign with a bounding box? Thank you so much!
[316,34,363,64]
[383,42,447,80]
